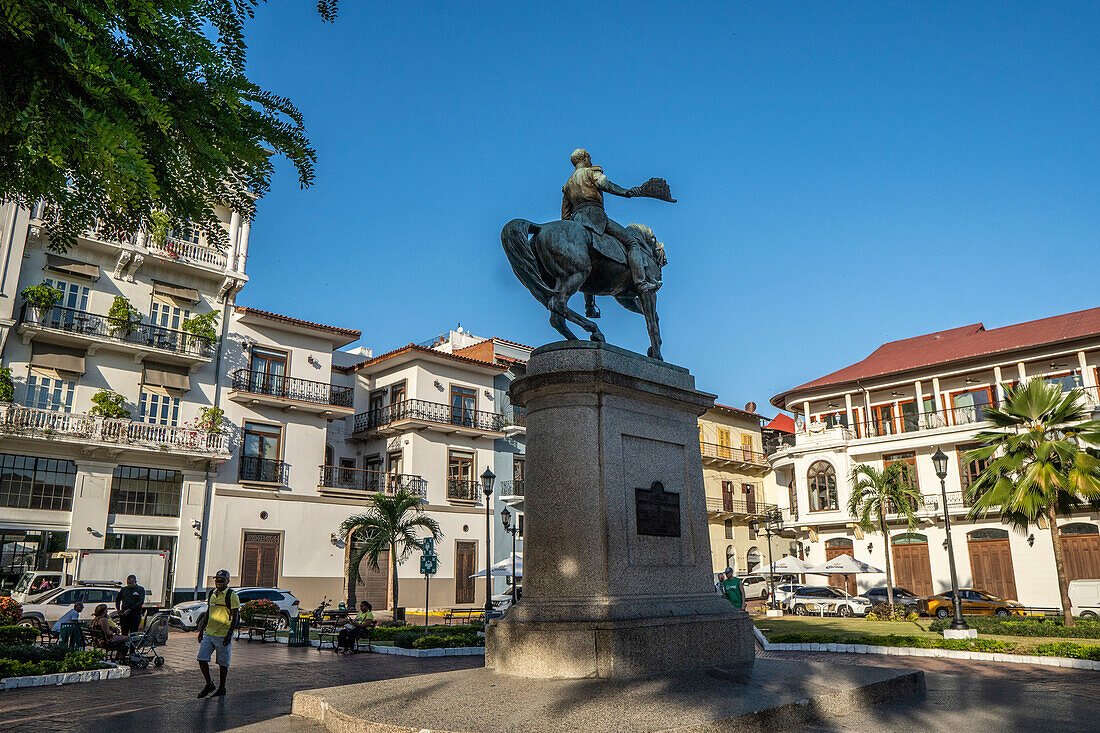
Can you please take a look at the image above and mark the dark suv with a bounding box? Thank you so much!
[863,586,921,613]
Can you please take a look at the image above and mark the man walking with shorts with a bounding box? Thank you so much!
[197,569,239,697]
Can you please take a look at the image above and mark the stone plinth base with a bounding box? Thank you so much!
[291,659,925,733]
[487,612,753,679]
[943,628,979,639]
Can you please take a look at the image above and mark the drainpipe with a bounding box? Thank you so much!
[194,293,235,599]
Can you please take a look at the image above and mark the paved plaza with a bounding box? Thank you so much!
[1,630,1098,731]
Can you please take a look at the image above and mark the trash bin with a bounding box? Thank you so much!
[288,616,310,647]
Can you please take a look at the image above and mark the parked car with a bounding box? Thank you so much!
[19,585,121,626]
[170,587,300,630]
[863,586,922,613]
[773,583,805,609]
[921,588,1024,618]
[788,586,872,617]
[738,575,772,600]
[1069,579,1100,618]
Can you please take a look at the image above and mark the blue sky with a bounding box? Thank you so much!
[241,2,1099,413]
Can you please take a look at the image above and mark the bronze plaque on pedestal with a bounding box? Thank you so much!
[635,481,681,537]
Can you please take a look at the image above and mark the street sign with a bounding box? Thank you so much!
[421,538,435,556]
[420,554,438,576]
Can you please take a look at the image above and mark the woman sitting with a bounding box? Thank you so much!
[336,601,374,653]
[91,604,130,660]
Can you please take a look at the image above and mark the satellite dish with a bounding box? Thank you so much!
[744,401,757,413]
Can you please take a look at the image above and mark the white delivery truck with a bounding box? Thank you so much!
[11,549,171,608]
[1069,579,1100,618]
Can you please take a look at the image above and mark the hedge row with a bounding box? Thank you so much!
[390,628,483,649]
[769,632,1017,653]
[928,616,1100,639]
[0,650,107,680]
[1034,642,1100,661]
[0,626,39,645]
[370,623,481,642]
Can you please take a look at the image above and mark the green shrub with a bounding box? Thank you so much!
[1034,642,1100,661]
[392,629,423,649]
[412,634,450,649]
[0,367,13,402]
[769,632,1016,653]
[0,648,106,679]
[182,311,219,345]
[89,390,130,419]
[929,615,1100,639]
[0,598,22,626]
[0,626,38,645]
[107,295,143,337]
[21,283,62,310]
[239,598,280,624]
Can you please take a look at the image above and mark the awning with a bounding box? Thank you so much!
[45,254,98,281]
[29,342,86,375]
[152,281,200,303]
[142,361,190,391]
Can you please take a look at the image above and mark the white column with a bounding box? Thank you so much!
[1018,361,1027,382]
[236,218,251,274]
[802,401,811,432]
[1078,350,1093,388]
[993,366,1005,403]
[863,390,872,423]
[844,393,854,430]
[932,378,942,426]
[227,211,241,271]
[914,381,925,427]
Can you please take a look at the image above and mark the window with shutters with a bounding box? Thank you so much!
[724,519,734,539]
[138,390,180,426]
[454,540,477,604]
[25,369,76,412]
[956,443,990,507]
[240,531,281,587]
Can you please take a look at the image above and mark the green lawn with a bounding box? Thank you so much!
[754,616,1100,655]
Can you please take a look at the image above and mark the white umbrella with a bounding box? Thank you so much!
[804,554,884,608]
[470,552,523,579]
[759,555,814,575]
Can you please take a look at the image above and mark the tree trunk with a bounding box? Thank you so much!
[344,536,357,609]
[880,507,894,609]
[1048,506,1075,627]
[390,541,399,615]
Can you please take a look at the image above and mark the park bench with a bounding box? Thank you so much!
[443,608,484,626]
[237,613,281,642]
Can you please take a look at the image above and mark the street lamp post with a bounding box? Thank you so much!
[480,467,495,627]
[501,506,519,604]
[749,508,782,609]
[932,447,968,632]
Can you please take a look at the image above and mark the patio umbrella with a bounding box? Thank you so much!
[470,552,523,578]
[759,555,814,575]
[805,554,884,605]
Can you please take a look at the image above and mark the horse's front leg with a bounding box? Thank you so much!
[554,273,604,342]
[640,291,662,360]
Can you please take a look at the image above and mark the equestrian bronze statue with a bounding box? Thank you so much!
[500,149,675,360]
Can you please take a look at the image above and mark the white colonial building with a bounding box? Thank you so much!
[766,307,1100,608]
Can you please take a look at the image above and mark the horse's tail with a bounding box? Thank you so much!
[501,218,553,307]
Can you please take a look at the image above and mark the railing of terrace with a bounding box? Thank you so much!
[20,303,213,359]
[232,369,353,407]
[353,399,504,434]
[318,465,427,498]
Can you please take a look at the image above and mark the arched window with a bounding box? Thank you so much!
[892,532,928,545]
[825,537,853,548]
[1060,523,1099,536]
[807,461,838,511]
[967,528,1009,540]
[746,547,762,572]
[324,444,334,466]
[725,545,736,573]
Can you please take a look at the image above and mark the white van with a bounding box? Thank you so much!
[1068,579,1100,618]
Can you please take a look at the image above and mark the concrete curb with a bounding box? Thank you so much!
[242,635,484,657]
[1,663,130,690]
[757,636,1100,670]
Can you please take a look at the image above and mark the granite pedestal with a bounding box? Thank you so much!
[486,341,753,678]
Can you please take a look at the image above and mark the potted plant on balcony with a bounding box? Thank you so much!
[148,210,170,247]
[182,311,218,349]
[198,406,224,433]
[20,282,63,320]
[0,368,12,403]
[107,295,143,338]
[89,390,131,419]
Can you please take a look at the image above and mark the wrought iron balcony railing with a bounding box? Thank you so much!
[446,478,480,502]
[318,465,427,498]
[20,303,213,359]
[705,496,779,516]
[699,441,768,466]
[504,406,526,428]
[499,480,524,497]
[238,456,286,484]
[0,403,230,454]
[232,369,353,407]
[353,398,504,434]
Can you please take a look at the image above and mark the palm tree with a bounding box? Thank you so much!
[338,487,442,616]
[848,462,924,609]
[965,379,1100,627]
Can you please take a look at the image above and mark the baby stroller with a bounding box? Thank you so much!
[127,612,169,668]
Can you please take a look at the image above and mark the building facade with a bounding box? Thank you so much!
[766,308,1100,606]
[699,404,776,577]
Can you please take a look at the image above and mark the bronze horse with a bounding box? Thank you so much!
[500,219,666,360]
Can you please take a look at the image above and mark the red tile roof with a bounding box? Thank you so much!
[773,307,1100,408]
[713,402,762,419]
[234,306,360,340]
[335,343,505,374]
[764,414,797,434]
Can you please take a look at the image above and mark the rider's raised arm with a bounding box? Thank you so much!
[592,171,633,198]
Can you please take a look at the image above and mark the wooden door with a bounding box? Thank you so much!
[454,541,477,604]
[743,483,756,514]
[825,543,857,595]
[967,534,1018,601]
[716,429,732,459]
[241,532,281,587]
[891,539,934,597]
[721,481,735,512]
[1061,524,1100,582]
[357,546,390,610]
[740,434,754,460]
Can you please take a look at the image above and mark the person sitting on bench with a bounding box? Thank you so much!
[336,601,373,654]
[92,604,129,659]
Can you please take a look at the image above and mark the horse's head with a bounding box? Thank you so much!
[628,223,666,273]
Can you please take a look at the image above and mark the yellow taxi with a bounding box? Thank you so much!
[921,588,1025,618]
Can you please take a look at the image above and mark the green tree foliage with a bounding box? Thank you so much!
[106,294,142,336]
[0,1,340,252]
[965,379,1100,627]
[338,488,442,613]
[848,462,923,608]
[89,389,130,419]
[19,282,62,310]
[182,311,219,345]
[0,367,13,402]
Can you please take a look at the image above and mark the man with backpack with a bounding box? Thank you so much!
[196,569,239,698]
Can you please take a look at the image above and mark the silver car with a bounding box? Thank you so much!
[171,587,300,630]
[788,586,872,617]
[19,585,121,626]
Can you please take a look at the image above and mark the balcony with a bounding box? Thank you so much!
[699,441,769,472]
[352,399,504,439]
[318,465,427,499]
[0,403,231,459]
[146,235,229,270]
[502,406,526,436]
[706,496,779,517]
[446,478,480,502]
[228,369,354,416]
[499,480,524,497]
[17,304,213,368]
[238,456,287,485]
